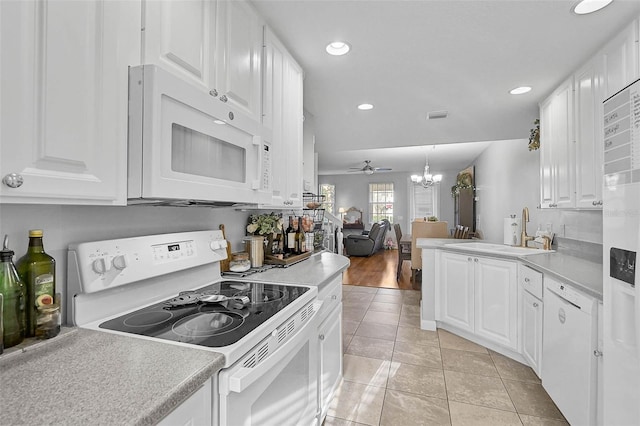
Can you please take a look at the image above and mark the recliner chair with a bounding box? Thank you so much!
[344,219,390,256]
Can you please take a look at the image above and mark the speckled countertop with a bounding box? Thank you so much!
[417,238,603,300]
[0,328,224,426]
[231,251,350,290]
[0,252,349,426]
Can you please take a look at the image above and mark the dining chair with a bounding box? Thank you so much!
[393,223,412,281]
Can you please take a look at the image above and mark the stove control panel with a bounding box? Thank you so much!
[68,230,228,296]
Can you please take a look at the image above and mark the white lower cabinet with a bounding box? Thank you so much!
[158,378,212,426]
[519,264,544,376]
[316,276,343,423]
[438,252,518,350]
[520,290,543,376]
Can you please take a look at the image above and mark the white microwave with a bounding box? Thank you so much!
[127,65,272,206]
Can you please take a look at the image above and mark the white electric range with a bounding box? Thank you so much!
[67,230,321,426]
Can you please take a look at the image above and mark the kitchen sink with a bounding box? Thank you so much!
[444,242,554,256]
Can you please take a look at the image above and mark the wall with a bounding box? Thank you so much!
[0,204,250,322]
[473,138,603,244]
[319,169,462,233]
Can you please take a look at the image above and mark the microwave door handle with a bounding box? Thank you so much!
[225,301,323,394]
[251,136,262,190]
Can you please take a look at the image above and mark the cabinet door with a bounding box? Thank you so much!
[262,27,303,208]
[474,257,518,349]
[282,56,304,207]
[215,0,263,122]
[0,0,140,204]
[602,20,639,99]
[539,97,554,208]
[574,57,604,208]
[539,78,575,209]
[318,305,342,422]
[143,0,215,92]
[521,291,543,376]
[158,379,212,426]
[438,252,474,333]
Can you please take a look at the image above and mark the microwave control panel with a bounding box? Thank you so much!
[262,142,272,191]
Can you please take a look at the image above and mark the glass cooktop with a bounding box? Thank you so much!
[99,280,310,347]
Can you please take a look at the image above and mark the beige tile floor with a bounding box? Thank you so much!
[324,285,568,426]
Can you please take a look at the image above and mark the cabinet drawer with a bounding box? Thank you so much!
[317,276,342,321]
[519,264,543,299]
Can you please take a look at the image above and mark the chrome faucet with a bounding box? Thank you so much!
[520,207,535,248]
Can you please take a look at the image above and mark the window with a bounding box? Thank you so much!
[369,183,394,223]
[319,184,335,215]
[410,181,439,220]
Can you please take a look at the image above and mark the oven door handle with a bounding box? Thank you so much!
[226,300,323,394]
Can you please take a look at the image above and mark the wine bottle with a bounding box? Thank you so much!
[16,229,56,338]
[0,235,25,349]
[286,216,296,255]
[296,217,305,254]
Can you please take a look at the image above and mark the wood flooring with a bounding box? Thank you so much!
[342,249,416,290]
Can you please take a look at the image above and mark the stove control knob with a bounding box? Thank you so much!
[92,257,110,274]
[209,240,221,250]
[112,254,129,270]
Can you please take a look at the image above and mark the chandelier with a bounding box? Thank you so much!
[411,148,442,187]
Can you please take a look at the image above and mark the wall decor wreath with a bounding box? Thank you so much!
[528,118,540,151]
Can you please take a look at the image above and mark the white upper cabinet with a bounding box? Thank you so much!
[144,0,263,123]
[214,0,263,122]
[262,27,304,208]
[0,0,140,204]
[602,20,639,99]
[539,18,639,210]
[539,77,575,209]
[574,57,604,208]
[143,0,215,92]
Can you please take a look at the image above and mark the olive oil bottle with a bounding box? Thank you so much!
[16,230,56,338]
[0,235,26,348]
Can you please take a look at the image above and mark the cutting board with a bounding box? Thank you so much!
[219,224,232,272]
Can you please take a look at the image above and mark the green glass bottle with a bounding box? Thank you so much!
[0,235,26,348]
[16,229,56,338]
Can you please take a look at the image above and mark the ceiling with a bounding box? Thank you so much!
[251,0,640,176]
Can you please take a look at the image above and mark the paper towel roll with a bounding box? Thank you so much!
[503,218,521,246]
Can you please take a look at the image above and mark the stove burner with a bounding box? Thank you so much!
[123,311,174,327]
[172,311,244,337]
[165,293,202,307]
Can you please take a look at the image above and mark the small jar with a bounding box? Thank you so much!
[229,252,251,272]
[35,299,60,339]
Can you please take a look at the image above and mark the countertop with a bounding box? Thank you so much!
[417,238,603,300]
[233,251,350,290]
[0,251,349,426]
[0,328,224,426]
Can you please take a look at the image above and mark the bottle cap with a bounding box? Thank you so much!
[29,229,44,237]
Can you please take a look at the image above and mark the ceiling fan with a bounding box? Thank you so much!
[347,160,392,175]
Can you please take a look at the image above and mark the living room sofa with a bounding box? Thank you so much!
[344,219,390,257]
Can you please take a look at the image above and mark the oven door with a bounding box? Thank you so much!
[217,302,321,426]
[128,65,272,205]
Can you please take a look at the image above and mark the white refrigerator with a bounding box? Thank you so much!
[603,78,640,425]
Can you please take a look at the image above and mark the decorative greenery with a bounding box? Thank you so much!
[427,216,438,222]
[450,172,474,197]
[528,118,540,151]
[246,212,283,235]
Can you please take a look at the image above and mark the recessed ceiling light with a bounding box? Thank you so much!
[572,0,613,15]
[213,120,226,125]
[357,103,374,110]
[510,86,532,95]
[326,41,351,56]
